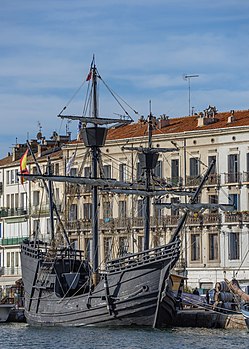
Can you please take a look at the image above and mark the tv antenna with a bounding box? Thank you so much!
[183,74,199,116]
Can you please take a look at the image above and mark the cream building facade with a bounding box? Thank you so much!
[1,108,249,293]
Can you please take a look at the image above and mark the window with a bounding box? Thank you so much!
[209,195,218,213]
[118,201,127,219]
[6,194,10,208]
[32,166,38,174]
[229,232,240,260]
[228,154,239,182]
[15,193,19,209]
[104,237,113,261]
[103,165,111,178]
[137,236,144,252]
[83,203,92,220]
[228,194,240,211]
[85,238,92,261]
[11,194,14,209]
[7,252,10,268]
[0,223,1,238]
[6,171,10,185]
[171,159,180,185]
[103,201,112,221]
[154,160,162,178]
[191,234,200,261]
[208,156,216,174]
[69,204,77,221]
[70,168,77,176]
[190,158,199,177]
[33,220,40,236]
[33,191,40,207]
[15,169,19,183]
[20,192,27,209]
[11,170,15,184]
[55,163,59,175]
[137,199,143,217]
[171,197,180,216]
[136,162,143,180]
[119,163,127,181]
[84,166,91,177]
[15,252,19,267]
[209,233,219,260]
[118,237,128,257]
[153,198,162,220]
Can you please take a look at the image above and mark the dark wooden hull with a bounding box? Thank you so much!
[20,239,180,327]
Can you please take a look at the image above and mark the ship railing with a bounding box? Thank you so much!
[105,238,180,273]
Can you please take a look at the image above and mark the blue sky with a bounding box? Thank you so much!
[1,0,249,158]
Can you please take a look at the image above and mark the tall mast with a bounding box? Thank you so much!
[143,113,154,250]
[91,63,99,283]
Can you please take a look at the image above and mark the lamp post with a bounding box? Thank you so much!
[184,74,199,116]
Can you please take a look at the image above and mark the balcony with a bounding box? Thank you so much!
[203,213,221,225]
[31,203,61,216]
[99,218,114,230]
[114,218,131,229]
[166,177,183,187]
[186,176,202,187]
[1,266,22,276]
[224,212,242,223]
[66,219,92,231]
[224,172,242,184]
[187,214,203,225]
[0,207,28,217]
[206,173,221,186]
[0,236,28,245]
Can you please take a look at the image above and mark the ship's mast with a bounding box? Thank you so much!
[143,113,155,250]
[91,63,100,284]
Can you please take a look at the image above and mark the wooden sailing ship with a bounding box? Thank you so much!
[19,59,220,327]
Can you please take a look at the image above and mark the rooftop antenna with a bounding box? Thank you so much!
[183,74,199,116]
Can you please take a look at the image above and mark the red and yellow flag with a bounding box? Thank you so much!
[20,149,29,184]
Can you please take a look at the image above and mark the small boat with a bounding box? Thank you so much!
[0,304,14,323]
[19,58,219,327]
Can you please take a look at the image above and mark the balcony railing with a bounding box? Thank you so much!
[186,176,202,187]
[0,207,28,217]
[206,173,221,186]
[224,212,242,223]
[203,213,221,224]
[31,204,62,216]
[166,177,183,187]
[0,266,22,276]
[224,172,242,184]
[0,236,28,245]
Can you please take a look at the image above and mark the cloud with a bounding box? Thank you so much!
[1,0,249,159]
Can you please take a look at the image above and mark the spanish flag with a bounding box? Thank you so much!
[20,149,29,184]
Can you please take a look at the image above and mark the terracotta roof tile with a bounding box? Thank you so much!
[107,109,249,140]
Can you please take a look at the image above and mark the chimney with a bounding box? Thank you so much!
[198,106,218,127]
[158,114,169,129]
[227,110,235,124]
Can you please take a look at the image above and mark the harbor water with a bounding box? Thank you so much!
[0,323,248,349]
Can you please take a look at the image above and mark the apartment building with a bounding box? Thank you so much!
[1,107,249,292]
[0,134,69,290]
[65,107,249,291]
